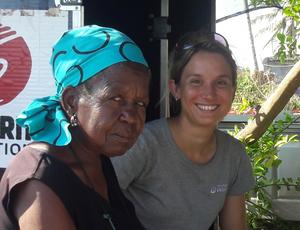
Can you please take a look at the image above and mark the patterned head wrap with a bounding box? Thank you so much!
[16,25,148,146]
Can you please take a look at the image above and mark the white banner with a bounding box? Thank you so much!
[0,9,70,167]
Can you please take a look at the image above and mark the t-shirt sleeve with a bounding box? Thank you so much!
[227,143,255,196]
[111,133,153,190]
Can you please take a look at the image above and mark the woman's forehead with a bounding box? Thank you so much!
[185,51,231,71]
[85,64,149,91]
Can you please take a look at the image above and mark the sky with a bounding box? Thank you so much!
[216,0,278,71]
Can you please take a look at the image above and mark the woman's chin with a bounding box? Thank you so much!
[101,144,134,157]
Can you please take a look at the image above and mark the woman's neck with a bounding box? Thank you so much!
[67,142,108,200]
[168,116,217,164]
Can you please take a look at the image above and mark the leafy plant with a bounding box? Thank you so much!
[232,69,274,114]
[229,113,300,229]
[276,32,298,63]
[232,68,300,114]
[250,0,300,63]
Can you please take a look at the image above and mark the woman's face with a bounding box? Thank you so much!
[75,63,150,156]
[172,51,235,127]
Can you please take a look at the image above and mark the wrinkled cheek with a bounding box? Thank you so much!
[92,123,107,146]
[138,116,146,132]
[134,111,146,131]
[96,134,106,146]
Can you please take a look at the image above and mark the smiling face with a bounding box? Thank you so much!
[66,62,150,156]
[170,51,235,128]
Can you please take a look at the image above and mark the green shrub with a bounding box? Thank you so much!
[232,68,300,114]
[229,113,300,229]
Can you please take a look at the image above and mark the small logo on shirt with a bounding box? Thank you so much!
[210,184,227,194]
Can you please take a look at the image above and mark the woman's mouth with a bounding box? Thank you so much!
[196,104,218,111]
[113,133,135,143]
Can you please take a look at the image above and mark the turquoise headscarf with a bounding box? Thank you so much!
[16,25,148,146]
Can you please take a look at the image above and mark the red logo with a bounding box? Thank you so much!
[0,24,32,105]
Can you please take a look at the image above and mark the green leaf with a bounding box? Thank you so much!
[273,159,282,167]
[276,32,286,42]
[265,157,274,168]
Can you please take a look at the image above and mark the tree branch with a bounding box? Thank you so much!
[255,183,299,189]
[236,60,300,143]
[246,199,275,216]
[216,5,283,23]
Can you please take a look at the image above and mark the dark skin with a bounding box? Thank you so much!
[12,62,151,230]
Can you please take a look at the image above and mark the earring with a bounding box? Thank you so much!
[70,112,79,127]
[175,96,179,102]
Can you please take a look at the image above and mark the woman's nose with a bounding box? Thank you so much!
[120,104,139,124]
[201,84,216,99]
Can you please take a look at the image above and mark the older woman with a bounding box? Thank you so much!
[0,25,150,230]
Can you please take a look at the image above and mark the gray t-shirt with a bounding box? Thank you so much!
[112,118,254,230]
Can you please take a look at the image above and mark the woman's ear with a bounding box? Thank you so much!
[168,79,180,100]
[61,86,78,117]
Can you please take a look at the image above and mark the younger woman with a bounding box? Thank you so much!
[112,31,254,230]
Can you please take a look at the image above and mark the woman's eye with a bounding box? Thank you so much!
[136,101,146,107]
[216,80,230,87]
[190,79,201,85]
[112,96,122,102]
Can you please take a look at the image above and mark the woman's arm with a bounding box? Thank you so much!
[12,179,76,230]
[219,194,248,230]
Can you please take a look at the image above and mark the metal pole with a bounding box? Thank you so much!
[160,0,169,118]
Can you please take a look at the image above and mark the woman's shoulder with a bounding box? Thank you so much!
[139,118,165,136]
[216,129,246,158]
[5,143,46,172]
[138,118,168,144]
[1,143,62,190]
[7,175,76,230]
[144,117,166,130]
[216,129,244,146]
[122,118,168,158]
